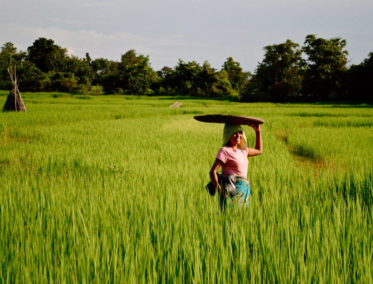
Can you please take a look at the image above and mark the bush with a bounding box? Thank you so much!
[0,80,12,90]
[88,85,103,96]
[57,77,79,93]
[75,84,89,95]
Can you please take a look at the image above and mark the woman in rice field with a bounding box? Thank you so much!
[209,124,262,210]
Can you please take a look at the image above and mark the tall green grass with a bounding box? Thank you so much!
[0,92,372,282]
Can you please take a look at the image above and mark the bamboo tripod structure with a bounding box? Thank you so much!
[2,65,26,112]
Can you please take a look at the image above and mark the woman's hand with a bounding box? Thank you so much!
[250,124,260,132]
[210,159,223,194]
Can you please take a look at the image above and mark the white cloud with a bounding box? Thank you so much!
[47,17,84,26]
[0,25,243,69]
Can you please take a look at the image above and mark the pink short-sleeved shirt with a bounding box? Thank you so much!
[216,146,249,178]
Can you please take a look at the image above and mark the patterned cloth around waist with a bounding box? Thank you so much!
[219,174,250,209]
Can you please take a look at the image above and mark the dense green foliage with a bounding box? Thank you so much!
[100,50,158,95]
[0,92,372,282]
[302,35,348,101]
[0,35,372,102]
[343,52,373,102]
[244,40,304,102]
[156,60,240,98]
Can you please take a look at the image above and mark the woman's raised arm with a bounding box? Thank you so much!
[247,124,263,157]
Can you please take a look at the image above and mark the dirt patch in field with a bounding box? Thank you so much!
[0,153,30,173]
[291,154,328,173]
[273,129,290,144]
[0,158,10,169]
[273,129,328,173]
[0,126,38,145]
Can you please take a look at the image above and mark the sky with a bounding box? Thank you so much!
[0,0,372,72]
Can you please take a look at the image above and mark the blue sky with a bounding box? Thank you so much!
[1,0,372,71]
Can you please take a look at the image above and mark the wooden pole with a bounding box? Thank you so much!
[3,64,26,112]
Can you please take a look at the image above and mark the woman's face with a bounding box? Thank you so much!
[229,131,243,146]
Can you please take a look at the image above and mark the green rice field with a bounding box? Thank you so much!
[0,91,372,282]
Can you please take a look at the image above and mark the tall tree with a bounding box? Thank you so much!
[167,60,235,98]
[119,50,158,95]
[1,42,17,55]
[0,42,27,89]
[91,58,117,85]
[222,57,249,94]
[212,70,236,98]
[154,66,175,95]
[92,58,119,94]
[343,52,373,102]
[244,39,304,101]
[64,55,93,85]
[302,34,348,100]
[100,50,157,95]
[171,60,203,96]
[27,37,67,73]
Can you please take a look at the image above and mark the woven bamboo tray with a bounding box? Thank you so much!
[194,114,264,125]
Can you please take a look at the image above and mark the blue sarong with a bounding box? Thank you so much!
[219,175,250,210]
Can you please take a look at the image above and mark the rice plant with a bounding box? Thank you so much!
[0,92,372,282]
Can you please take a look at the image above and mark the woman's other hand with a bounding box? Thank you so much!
[250,124,260,132]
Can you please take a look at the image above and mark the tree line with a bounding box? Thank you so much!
[0,35,372,102]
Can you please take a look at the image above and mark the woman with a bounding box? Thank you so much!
[209,123,262,210]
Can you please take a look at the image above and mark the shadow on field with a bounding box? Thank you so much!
[273,129,326,171]
[313,120,373,127]
[329,104,373,108]
[287,113,349,117]
[158,96,237,102]
[275,102,373,108]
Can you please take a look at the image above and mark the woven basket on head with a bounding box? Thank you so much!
[194,114,264,125]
